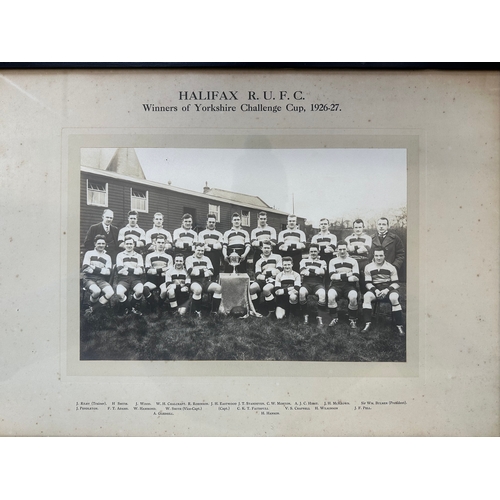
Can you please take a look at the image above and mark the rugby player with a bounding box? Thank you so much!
[298,244,327,326]
[114,236,145,316]
[222,213,251,273]
[249,240,282,316]
[361,247,405,336]
[186,243,222,316]
[327,240,360,329]
[117,210,146,252]
[311,218,337,270]
[143,234,173,312]
[81,234,114,314]
[173,213,198,260]
[145,212,173,254]
[274,256,302,320]
[198,213,224,280]
[161,254,191,316]
[250,211,277,269]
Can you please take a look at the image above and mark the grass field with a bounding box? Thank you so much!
[80,286,406,362]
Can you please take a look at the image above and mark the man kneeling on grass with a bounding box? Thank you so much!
[82,234,114,315]
[161,254,191,316]
[361,247,405,336]
[115,236,145,316]
[274,256,301,320]
[186,243,222,317]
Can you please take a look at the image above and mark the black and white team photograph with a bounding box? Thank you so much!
[80,146,407,362]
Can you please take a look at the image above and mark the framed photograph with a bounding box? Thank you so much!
[1,65,498,435]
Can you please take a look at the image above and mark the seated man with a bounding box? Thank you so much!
[173,213,198,260]
[145,212,173,255]
[118,210,146,253]
[361,247,405,336]
[327,240,360,329]
[222,213,251,273]
[278,214,306,272]
[198,213,224,280]
[185,243,222,316]
[81,234,114,314]
[161,254,191,316]
[143,234,173,312]
[249,240,283,316]
[274,256,301,320]
[114,236,145,316]
[299,244,327,326]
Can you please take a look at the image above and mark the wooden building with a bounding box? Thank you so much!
[80,148,306,245]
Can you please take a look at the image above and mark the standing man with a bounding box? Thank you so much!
[249,240,283,316]
[118,210,146,252]
[250,211,277,269]
[370,217,405,271]
[278,214,306,273]
[345,219,372,293]
[143,234,173,312]
[114,236,145,316]
[361,247,405,336]
[327,240,360,329]
[83,209,119,263]
[298,244,327,326]
[222,213,251,274]
[81,234,114,314]
[145,212,173,255]
[186,243,222,317]
[173,213,198,260]
[311,218,337,271]
[198,213,224,280]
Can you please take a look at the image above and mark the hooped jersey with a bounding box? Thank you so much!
[118,225,146,246]
[165,267,191,287]
[278,228,306,250]
[223,228,250,250]
[255,253,283,279]
[173,227,198,250]
[328,256,360,283]
[275,270,301,291]
[311,232,337,252]
[82,250,112,275]
[364,261,399,288]
[145,227,173,246]
[145,252,173,275]
[251,226,277,246]
[198,229,224,249]
[344,233,372,260]
[116,251,144,275]
[299,257,327,284]
[185,255,214,280]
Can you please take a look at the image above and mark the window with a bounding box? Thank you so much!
[208,204,220,222]
[87,180,108,207]
[241,210,250,227]
[131,188,148,212]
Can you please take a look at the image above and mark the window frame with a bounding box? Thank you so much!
[208,204,221,222]
[130,187,149,213]
[86,179,108,207]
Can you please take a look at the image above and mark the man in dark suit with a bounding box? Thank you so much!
[84,209,119,263]
[369,217,405,271]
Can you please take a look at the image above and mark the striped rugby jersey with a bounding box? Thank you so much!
[116,251,144,275]
[223,228,250,249]
[344,233,372,259]
[185,255,214,279]
[118,225,146,246]
[198,229,224,248]
[275,270,301,290]
[145,252,173,274]
[299,257,327,282]
[255,253,283,278]
[165,267,191,287]
[145,227,173,246]
[251,226,277,246]
[364,261,399,287]
[278,228,306,250]
[173,228,198,249]
[311,232,337,251]
[328,256,360,282]
[82,250,112,274]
